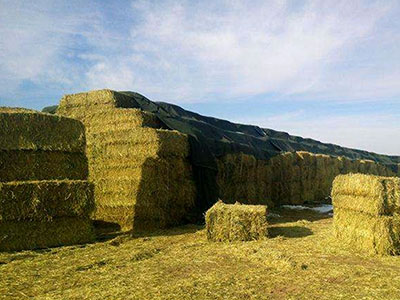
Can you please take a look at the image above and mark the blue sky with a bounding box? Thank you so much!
[0,0,399,155]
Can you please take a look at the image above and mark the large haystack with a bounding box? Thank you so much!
[205,201,268,242]
[0,108,94,251]
[217,152,396,206]
[332,173,400,255]
[57,90,196,231]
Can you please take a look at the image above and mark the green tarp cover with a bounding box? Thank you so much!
[47,91,400,216]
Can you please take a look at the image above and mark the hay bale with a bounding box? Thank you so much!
[0,217,94,252]
[332,173,400,255]
[57,89,134,111]
[88,128,190,159]
[216,151,397,206]
[82,109,163,132]
[332,174,400,216]
[0,150,88,182]
[333,208,400,255]
[205,201,268,242]
[57,90,197,231]
[0,108,85,152]
[0,180,94,221]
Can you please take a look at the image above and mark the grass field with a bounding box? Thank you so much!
[1,208,400,300]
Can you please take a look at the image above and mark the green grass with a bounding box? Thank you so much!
[1,209,400,299]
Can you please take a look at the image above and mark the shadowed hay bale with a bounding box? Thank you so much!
[217,152,396,206]
[0,180,94,221]
[89,157,191,179]
[0,108,85,152]
[0,217,94,252]
[93,202,193,232]
[333,208,400,255]
[94,178,196,206]
[0,150,88,181]
[57,90,196,231]
[332,173,400,216]
[205,201,269,242]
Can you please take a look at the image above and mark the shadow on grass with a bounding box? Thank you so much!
[268,226,313,238]
[131,224,203,239]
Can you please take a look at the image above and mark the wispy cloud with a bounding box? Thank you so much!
[0,0,399,153]
[84,0,398,102]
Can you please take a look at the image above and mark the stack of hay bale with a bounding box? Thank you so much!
[217,151,396,206]
[0,108,94,251]
[205,201,269,241]
[332,173,400,255]
[57,90,196,231]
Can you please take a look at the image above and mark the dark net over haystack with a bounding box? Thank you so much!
[50,90,400,218]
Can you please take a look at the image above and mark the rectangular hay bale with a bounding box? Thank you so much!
[332,173,400,216]
[0,217,94,252]
[333,208,400,255]
[87,128,189,158]
[0,109,85,152]
[205,201,268,242]
[0,180,94,221]
[0,150,88,182]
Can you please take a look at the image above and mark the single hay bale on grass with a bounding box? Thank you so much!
[0,217,94,252]
[205,201,269,242]
[332,173,400,216]
[0,180,95,221]
[0,108,85,152]
[0,150,88,181]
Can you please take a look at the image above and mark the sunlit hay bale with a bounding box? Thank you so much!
[0,217,95,252]
[93,205,134,231]
[333,208,400,255]
[0,107,85,152]
[89,158,191,181]
[205,201,269,242]
[332,174,400,216]
[57,90,196,231]
[81,109,162,134]
[332,174,400,255]
[88,128,190,159]
[0,150,88,182]
[0,180,94,222]
[57,89,134,112]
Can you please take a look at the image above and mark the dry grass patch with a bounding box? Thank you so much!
[2,210,400,299]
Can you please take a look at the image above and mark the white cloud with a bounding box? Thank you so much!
[0,0,99,100]
[84,0,398,102]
